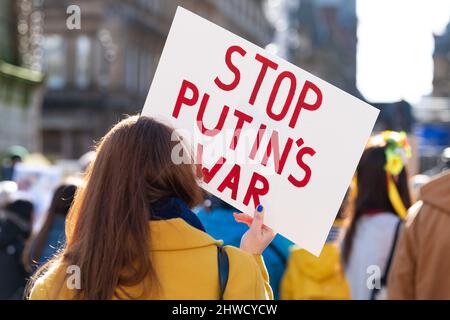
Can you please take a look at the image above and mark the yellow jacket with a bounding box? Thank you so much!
[280,243,350,300]
[29,218,273,300]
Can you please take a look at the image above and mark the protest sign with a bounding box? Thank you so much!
[142,7,379,255]
[13,163,62,231]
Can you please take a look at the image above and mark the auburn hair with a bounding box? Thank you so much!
[27,115,203,299]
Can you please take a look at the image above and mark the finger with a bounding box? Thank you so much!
[250,204,264,231]
[235,212,273,231]
[261,226,276,241]
[233,212,252,227]
[233,212,252,222]
[234,213,253,224]
[261,224,274,233]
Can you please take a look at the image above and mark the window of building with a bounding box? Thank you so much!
[125,44,139,92]
[139,49,152,94]
[42,129,62,157]
[75,35,92,88]
[43,35,67,89]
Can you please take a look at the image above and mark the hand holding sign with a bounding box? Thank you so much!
[237,205,276,255]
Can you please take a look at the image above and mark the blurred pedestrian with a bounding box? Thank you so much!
[197,196,292,299]
[388,170,450,299]
[424,147,450,177]
[78,151,96,174]
[342,131,412,300]
[23,183,77,272]
[27,115,275,300]
[279,189,351,300]
[1,146,28,181]
[0,182,34,299]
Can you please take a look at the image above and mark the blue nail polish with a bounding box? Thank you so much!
[256,204,264,213]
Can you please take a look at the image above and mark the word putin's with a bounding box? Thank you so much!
[173,45,323,208]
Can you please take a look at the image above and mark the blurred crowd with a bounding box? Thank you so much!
[0,129,449,300]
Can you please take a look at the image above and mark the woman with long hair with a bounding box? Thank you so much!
[342,131,412,300]
[27,115,275,300]
[24,183,77,272]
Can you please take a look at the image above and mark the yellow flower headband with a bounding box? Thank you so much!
[355,131,411,219]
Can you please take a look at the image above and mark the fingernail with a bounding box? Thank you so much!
[256,204,264,213]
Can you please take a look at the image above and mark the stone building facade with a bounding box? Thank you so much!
[433,21,450,97]
[40,0,273,158]
[292,0,359,97]
[0,0,44,154]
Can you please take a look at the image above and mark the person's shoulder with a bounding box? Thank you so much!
[221,246,268,299]
[366,212,400,227]
[223,245,256,268]
[29,273,50,300]
[354,213,400,249]
[223,246,265,280]
[29,262,70,300]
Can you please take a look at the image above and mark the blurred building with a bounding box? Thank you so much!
[413,96,450,172]
[292,0,359,96]
[411,20,450,172]
[0,0,18,66]
[40,0,273,158]
[0,0,44,153]
[0,62,44,154]
[433,21,450,97]
[371,100,414,133]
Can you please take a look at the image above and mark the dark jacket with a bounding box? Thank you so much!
[0,200,33,299]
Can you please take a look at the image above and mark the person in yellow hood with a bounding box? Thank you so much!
[27,115,275,300]
[280,191,351,300]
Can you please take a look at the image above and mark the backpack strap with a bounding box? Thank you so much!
[370,219,402,300]
[217,246,229,300]
[381,219,402,285]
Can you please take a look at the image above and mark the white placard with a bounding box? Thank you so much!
[142,7,379,255]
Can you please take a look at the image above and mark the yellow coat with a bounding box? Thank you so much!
[280,243,350,300]
[29,218,273,300]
